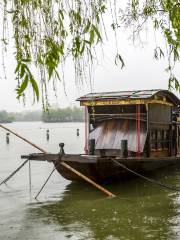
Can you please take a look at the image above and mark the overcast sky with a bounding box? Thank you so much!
[0,12,179,112]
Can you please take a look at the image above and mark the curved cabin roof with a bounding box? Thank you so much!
[77,89,180,107]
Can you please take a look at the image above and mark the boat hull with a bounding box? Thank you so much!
[54,155,180,183]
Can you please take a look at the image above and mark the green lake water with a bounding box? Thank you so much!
[0,122,180,240]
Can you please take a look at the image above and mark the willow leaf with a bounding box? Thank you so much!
[29,76,39,101]
[17,75,29,97]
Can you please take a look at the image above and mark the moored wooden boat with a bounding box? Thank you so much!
[55,154,180,183]
[24,89,180,184]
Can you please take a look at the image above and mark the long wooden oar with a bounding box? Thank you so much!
[0,124,116,197]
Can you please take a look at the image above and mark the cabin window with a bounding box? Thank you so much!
[151,129,157,150]
[161,130,165,149]
[164,130,169,149]
[151,129,169,151]
[157,130,162,149]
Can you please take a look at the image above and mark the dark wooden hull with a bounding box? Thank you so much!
[54,155,180,183]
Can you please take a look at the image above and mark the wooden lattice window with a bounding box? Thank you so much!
[151,129,169,151]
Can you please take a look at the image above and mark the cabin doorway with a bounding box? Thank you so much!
[177,125,180,156]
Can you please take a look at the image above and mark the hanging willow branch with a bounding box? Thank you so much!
[1,0,180,109]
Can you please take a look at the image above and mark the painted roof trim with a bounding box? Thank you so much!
[77,89,180,106]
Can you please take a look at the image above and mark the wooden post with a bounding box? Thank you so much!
[6,133,10,144]
[46,129,49,141]
[121,140,128,158]
[89,139,95,155]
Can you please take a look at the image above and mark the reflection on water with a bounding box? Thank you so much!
[27,177,180,240]
[1,122,180,240]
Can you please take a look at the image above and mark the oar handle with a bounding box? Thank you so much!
[0,124,47,153]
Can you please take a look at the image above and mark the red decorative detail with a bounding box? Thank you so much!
[136,105,141,157]
[84,106,89,154]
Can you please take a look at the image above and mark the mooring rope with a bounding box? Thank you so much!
[0,159,29,186]
[35,167,56,199]
[29,160,32,197]
[112,159,180,192]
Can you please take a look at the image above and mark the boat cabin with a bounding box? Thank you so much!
[77,90,180,158]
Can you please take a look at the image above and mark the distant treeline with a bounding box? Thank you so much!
[12,110,42,122]
[0,111,14,123]
[0,107,84,123]
[42,107,84,122]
